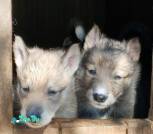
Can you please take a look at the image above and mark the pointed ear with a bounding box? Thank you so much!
[13,35,28,69]
[63,43,81,75]
[126,38,141,62]
[84,24,101,50]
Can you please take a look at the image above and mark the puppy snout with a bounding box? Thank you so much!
[93,93,108,103]
[26,105,43,119]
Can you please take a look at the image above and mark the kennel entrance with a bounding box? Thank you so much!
[0,0,152,134]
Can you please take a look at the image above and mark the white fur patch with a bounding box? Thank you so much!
[94,86,108,96]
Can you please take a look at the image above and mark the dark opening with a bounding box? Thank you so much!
[12,0,153,118]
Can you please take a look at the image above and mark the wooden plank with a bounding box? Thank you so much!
[0,0,13,134]
[61,119,127,134]
[62,127,126,134]
[60,119,152,134]
[13,119,152,134]
[43,122,59,134]
[13,119,59,134]
[13,119,153,134]
[149,52,153,121]
[13,127,45,134]
[126,119,151,134]
[147,120,153,134]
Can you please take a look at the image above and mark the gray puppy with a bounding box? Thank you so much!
[75,25,141,119]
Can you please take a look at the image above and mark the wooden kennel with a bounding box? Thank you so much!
[0,0,152,134]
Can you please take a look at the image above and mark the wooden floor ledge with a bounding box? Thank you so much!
[13,118,152,134]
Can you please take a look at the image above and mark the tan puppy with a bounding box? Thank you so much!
[13,35,81,128]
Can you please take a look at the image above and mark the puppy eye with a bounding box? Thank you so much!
[114,75,122,80]
[88,69,96,75]
[47,90,57,96]
[22,87,29,92]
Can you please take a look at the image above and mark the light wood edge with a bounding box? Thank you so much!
[0,0,13,133]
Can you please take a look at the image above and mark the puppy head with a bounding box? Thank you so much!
[13,35,81,128]
[76,28,141,109]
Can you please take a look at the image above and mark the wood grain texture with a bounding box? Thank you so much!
[13,119,152,134]
[126,119,151,134]
[13,127,45,134]
[60,119,151,134]
[0,0,13,133]
[13,119,59,134]
[61,119,127,134]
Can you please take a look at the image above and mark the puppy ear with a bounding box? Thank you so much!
[63,43,81,75]
[13,35,29,69]
[126,38,141,62]
[84,24,101,50]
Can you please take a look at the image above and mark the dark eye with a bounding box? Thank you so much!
[114,75,122,80]
[47,90,57,96]
[88,69,96,75]
[22,87,29,92]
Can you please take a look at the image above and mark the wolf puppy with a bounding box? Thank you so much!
[13,36,80,128]
[75,25,141,119]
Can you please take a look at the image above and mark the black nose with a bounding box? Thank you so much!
[93,93,108,102]
[26,105,43,119]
